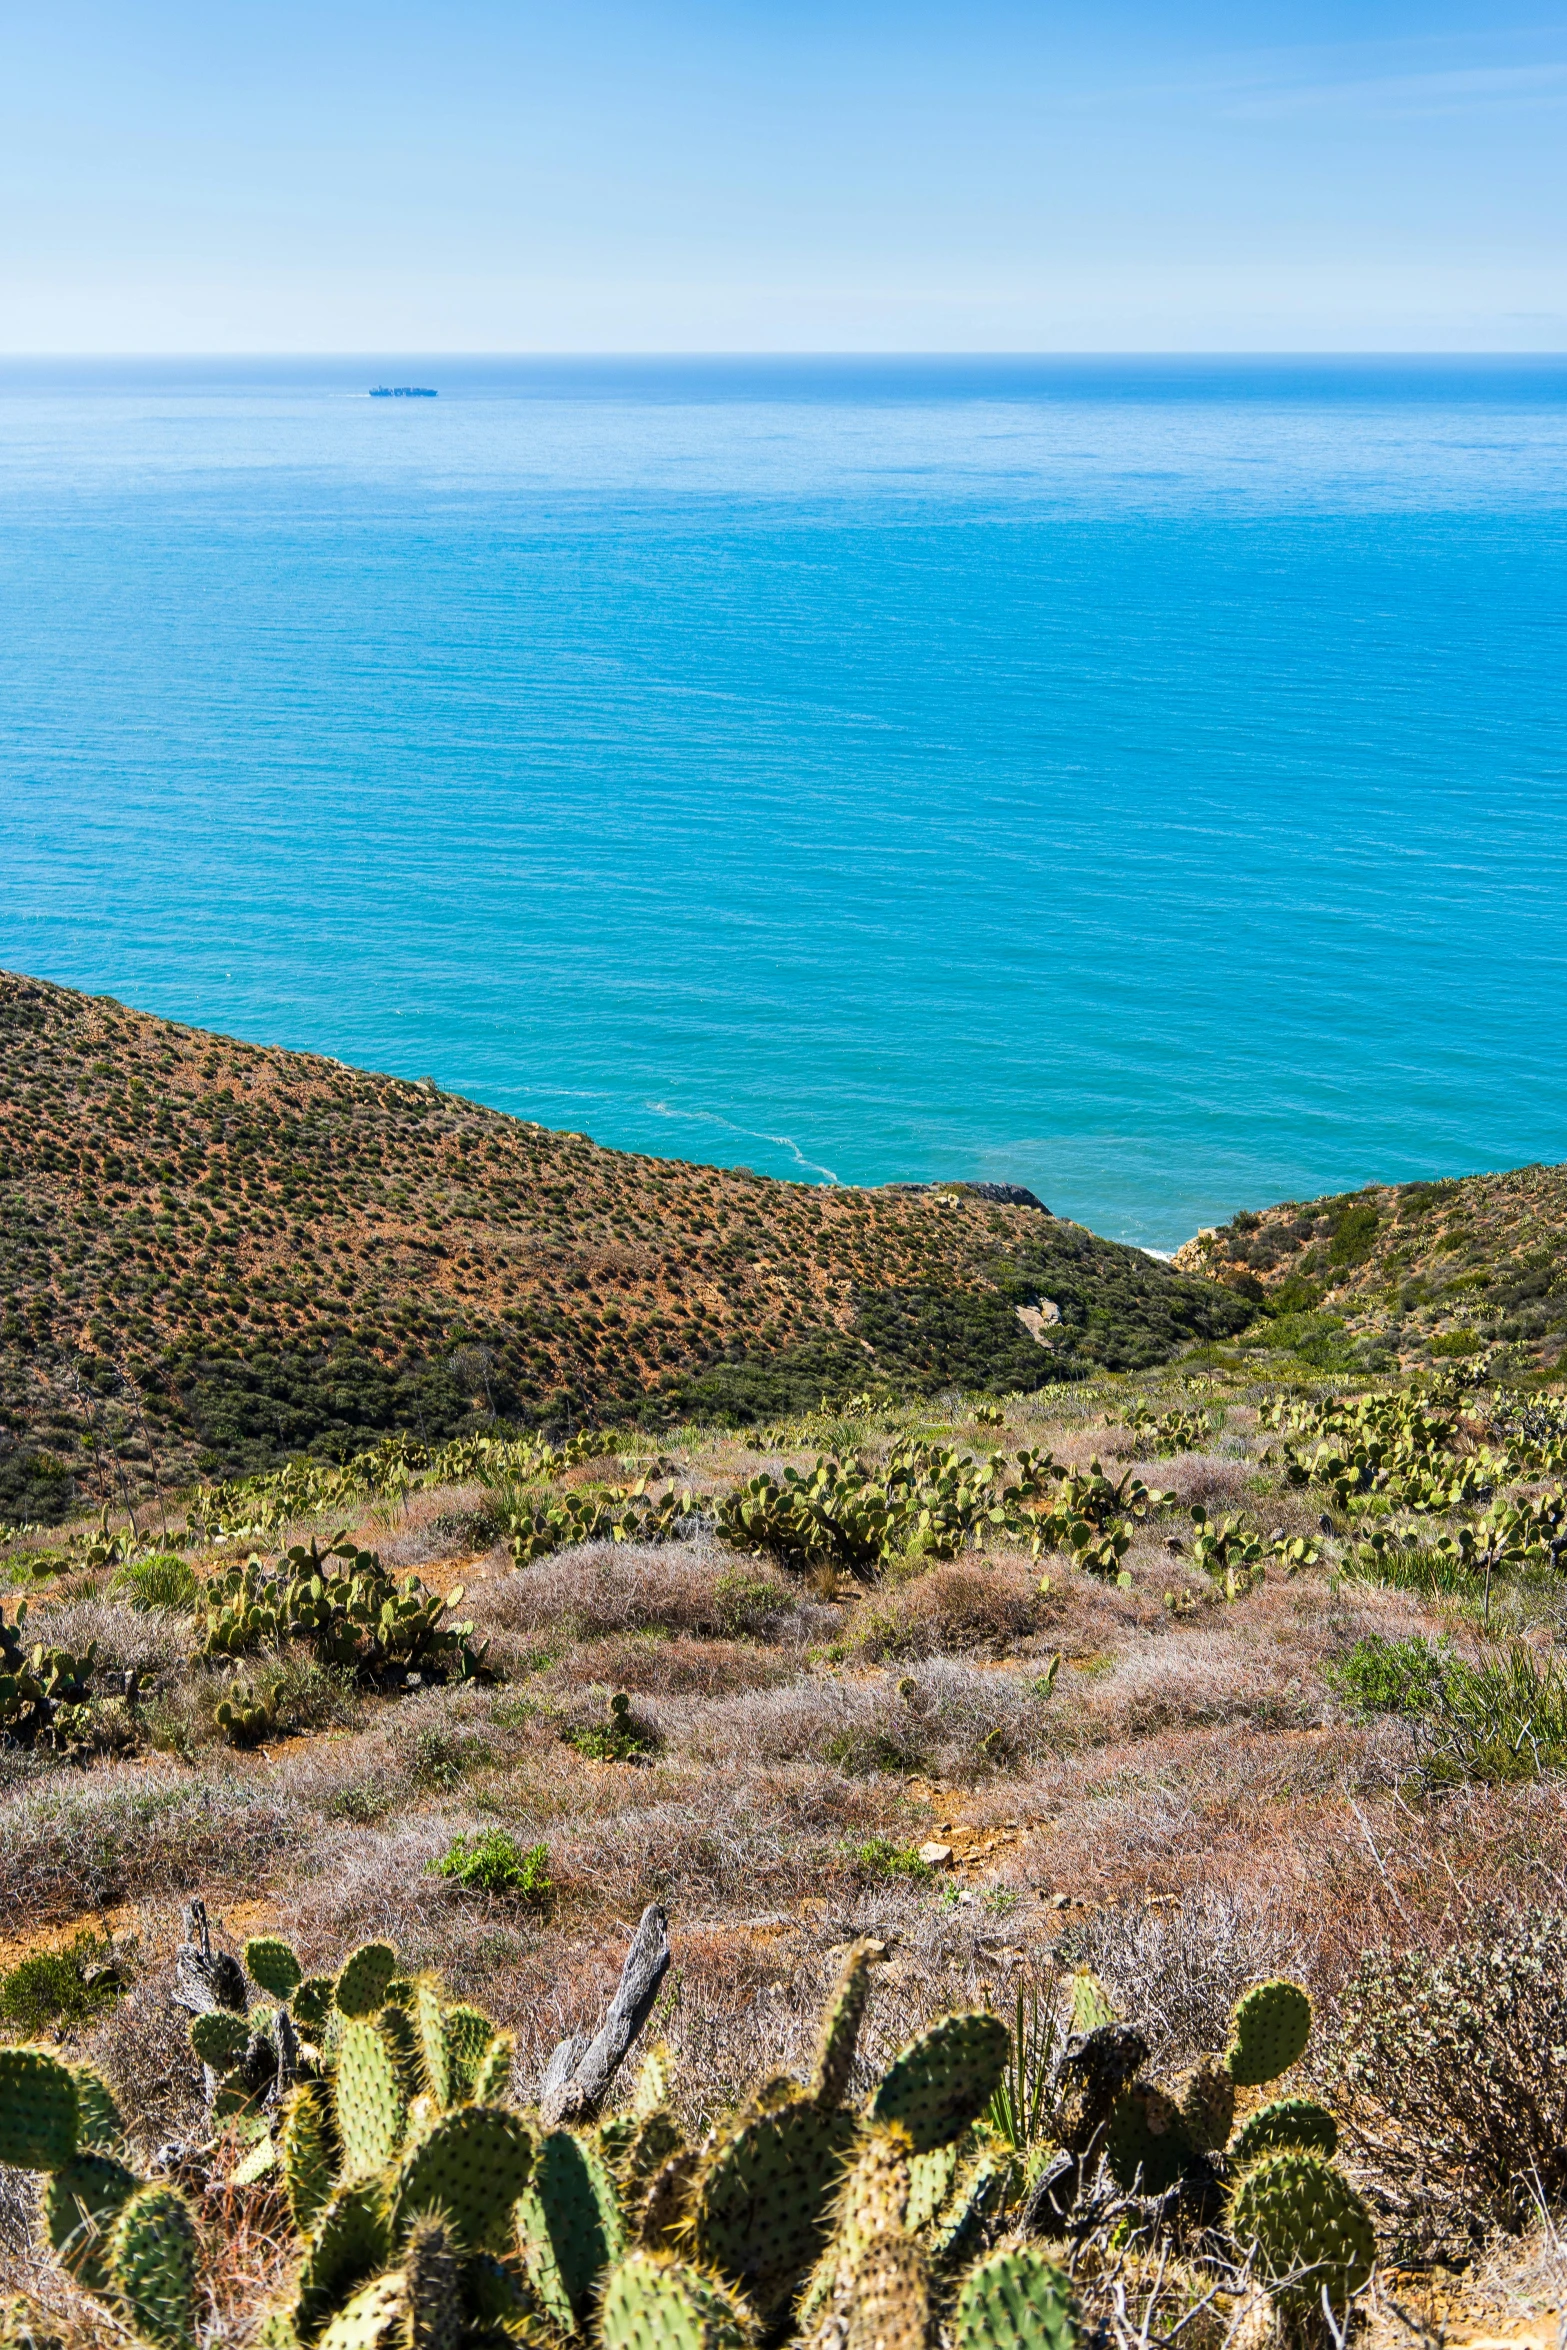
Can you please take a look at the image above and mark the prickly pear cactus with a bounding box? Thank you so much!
[952,2246,1077,2350]
[868,2013,1011,2154]
[0,2295,66,2350]
[516,2128,626,2327]
[288,2180,395,2344]
[389,2106,534,2254]
[843,2225,929,2350]
[334,1942,398,2020]
[334,2017,407,2176]
[1230,2097,1339,2167]
[1172,2056,1235,2153]
[691,2098,858,2325]
[470,2031,514,2108]
[68,2064,123,2155]
[1224,1981,1311,2089]
[0,2047,78,2171]
[441,2002,495,2100]
[1228,2149,1375,2315]
[107,2181,199,2350]
[281,2081,339,2234]
[44,2152,140,2291]
[600,2249,758,2350]
[810,1938,876,2107]
[245,1936,305,1999]
[1105,2083,1195,2196]
[190,2009,252,2072]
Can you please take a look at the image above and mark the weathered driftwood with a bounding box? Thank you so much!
[538,1902,671,2127]
[172,1897,247,2016]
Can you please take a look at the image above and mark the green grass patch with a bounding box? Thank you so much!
[427,1829,554,1902]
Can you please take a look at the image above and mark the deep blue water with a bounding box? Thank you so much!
[3,356,1565,1251]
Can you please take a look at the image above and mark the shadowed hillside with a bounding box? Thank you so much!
[0,972,1252,1519]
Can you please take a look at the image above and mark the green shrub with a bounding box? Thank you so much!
[1430,1328,1482,1357]
[850,1836,933,1884]
[427,1829,553,1902]
[1326,1634,1452,1716]
[0,1931,127,2032]
[1329,1203,1379,1267]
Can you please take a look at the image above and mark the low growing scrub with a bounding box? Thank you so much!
[428,1827,554,1902]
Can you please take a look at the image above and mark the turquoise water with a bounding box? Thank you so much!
[4,357,1566,1251]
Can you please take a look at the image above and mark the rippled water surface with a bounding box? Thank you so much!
[4,357,1565,1248]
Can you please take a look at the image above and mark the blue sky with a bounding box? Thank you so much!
[3,1,1564,350]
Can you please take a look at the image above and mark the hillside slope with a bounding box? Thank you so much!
[1174,1165,1567,1372]
[0,971,1252,1520]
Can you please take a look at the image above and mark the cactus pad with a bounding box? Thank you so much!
[1225,1982,1311,2089]
[1230,2098,1339,2167]
[439,2003,494,2101]
[921,2142,1006,2269]
[470,2031,514,2108]
[291,1975,337,2036]
[389,2106,534,2253]
[107,2181,198,2350]
[691,2099,857,2323]
[404,2214,462,2350]
[281,2082,339,2235]
[1229,2150,1375,2315]
[334,1943,398,2020]
[291,2181,394,2342]
[335,2018,408,2177]
[0,2047,78,2172]
[600,2249,757,2350]
[867,2014,1010,2154]
[245,1937,304,1999]
[314,2274,404,2350]
[44,2152,139,2291]
[951,2246,1077,2350]
[633,2042,672,2119]
[904,2144,960,2238]
[1105,2084,1196,2196]
[516,2128,626,2326]
[844,2229,929,2350]
[810,1939,876,2109]
[1172,2057,1235,2154]
[68,2065,122,2153]
[411,1982,449,2109]
[190,2010,252,2072]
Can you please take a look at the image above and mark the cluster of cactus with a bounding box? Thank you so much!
[1056,1979,1375,2319]
[1027,1460,1172,1586]
[195,1537,486,1686]
[0,2045,200,2350]
[0,1600,99,1749]
[508,1477,700,1568]
[1115,1404,1213,1457]
[715,1446,1062,1583]
[1262,1389,1516,1517]
[214,1676,276,1747]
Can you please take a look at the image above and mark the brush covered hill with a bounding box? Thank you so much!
[0,971,1252,1519]
[1175,1165,1567,1373]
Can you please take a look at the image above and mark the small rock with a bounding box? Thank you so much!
[1051,1892,1070,1909]
[918,1842,954,1868]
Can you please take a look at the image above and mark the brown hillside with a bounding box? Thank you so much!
[0,971,1250,1519]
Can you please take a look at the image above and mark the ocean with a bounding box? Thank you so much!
[3,356,1565,1252]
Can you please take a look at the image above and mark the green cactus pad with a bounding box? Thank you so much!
[44,2152,140,2292]
[1229,2150,1375,2315]
[867,2013,1010,2155]
[292,2181,394,2342]
[314,2273,404,2350]
[810,1939,876,2109]
[1173,2057,1235,2154]
[291,1976,337,2036]
[334,1943,399,2020]
[411,1982,449,2109]
[69,2064,123,2153]
[191,2010,252,2072]
[0,2047,78,2172]
[108,2181,198,2350]
[335,2018,408,2177]
[469,2031,514,2109]
[843,2227,929,2350]
[633,2042,672,2120]
[516,2128,626,2326]
[951,2246,1077,2350]
[1225,1982,1312,2089]
[282,2083,340,2236]
[691,2099,857,2324]
[921,2142,1005,2270]
[377,2001,426,2106]
[441,2003,495,2101]
[641,2151,699,2252]
[624,2108,687,2198]
[600,2249,756,2350]
[390,2106,534,2254]
[1106,2084,1196,2196]
[405,2214,462,2350]
[1230,2098,1340,2168]
[904,2143,960,2238]
[245,1937,305,1999]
